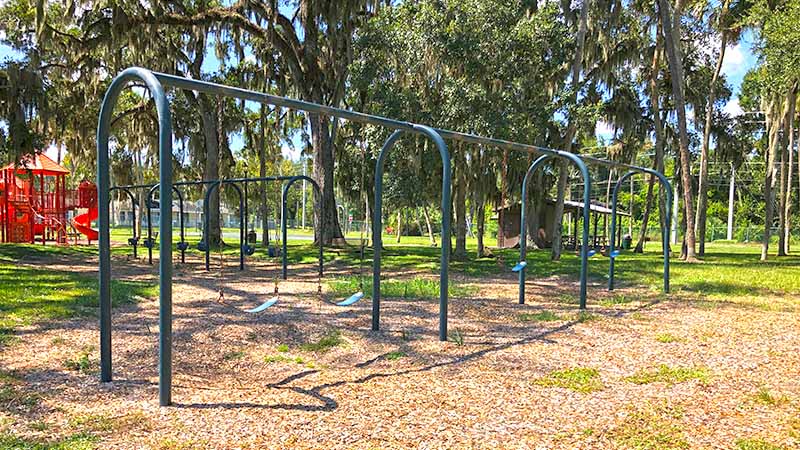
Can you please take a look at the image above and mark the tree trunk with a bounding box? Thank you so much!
[604,168,614,239]
[476,196,486,258]
[635,176,656,253]
[423,204,436,246]
[309,113,345,246]
[454,155,468,260]
[762,98,781,261]
[790,98,798,252]
[395,210,402,243]
[696,30,728,256]
[198,95,221,247]
[778,86,797,256]
[658,0,697,261]
[778,88,795,256]
[552,0,589,261]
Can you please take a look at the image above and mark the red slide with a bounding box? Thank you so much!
[71,206,99,241]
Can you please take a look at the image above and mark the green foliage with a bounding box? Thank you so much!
[534,367,604,393]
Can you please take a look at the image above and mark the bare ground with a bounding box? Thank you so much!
[0,251,798,449]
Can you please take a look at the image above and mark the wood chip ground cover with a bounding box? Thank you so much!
[0,251,797,449]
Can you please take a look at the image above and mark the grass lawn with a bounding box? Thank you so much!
[0,245,157,345]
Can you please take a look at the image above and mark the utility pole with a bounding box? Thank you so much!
[727,162,735,240]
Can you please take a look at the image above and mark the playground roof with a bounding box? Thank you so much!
[2,153,70,176]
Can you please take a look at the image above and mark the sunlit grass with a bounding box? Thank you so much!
[326,276,477,300]
[0,246,157,345]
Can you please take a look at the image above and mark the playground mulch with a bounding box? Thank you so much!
[0,252,799,449]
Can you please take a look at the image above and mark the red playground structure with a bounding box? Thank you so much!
[0,153,98,245]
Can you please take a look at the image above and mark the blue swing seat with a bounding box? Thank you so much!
[511,261,528,272]
[337,291,364,307]
[244,297,279,313]
[610,250,620,258]
[587,249,597,257]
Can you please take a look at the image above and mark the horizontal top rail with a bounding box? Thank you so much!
[150,70,652,174]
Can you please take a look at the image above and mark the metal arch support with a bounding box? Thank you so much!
[517,154,592,309]
[202,180,247,271]
[109,186,138,259]
[146,184,187,264]
[373,126,452,341]
[608,170,672,292]
[280,175,324,281]
[97,68,174,406]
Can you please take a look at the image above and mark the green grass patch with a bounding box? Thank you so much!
[575,311,601,322]
[518,311,562,322]
[735,438,785,450]
[609,401,689,449]
[64,345,97,375]
[264,354,305,365]
[326,277,477,300]
[0,432,98,450]
[299,330,344,352]
[385,351,406,360]
[534,367,604,393]
[752,387,788,407]
[0,246,156,346]
[276,344,289,353]
[222,350,245,361]
[599,294,636,306]
[625,365,710,385]
[448,329,465,346]
[656,333,682,343]
[69,412,151,434]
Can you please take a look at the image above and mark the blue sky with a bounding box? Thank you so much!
[1,26,759,160]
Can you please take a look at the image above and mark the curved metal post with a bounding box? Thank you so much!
[109,187,138,259]
[517,153,592,309]
[202,180,246,271]
[147,184,186,264]
[609,170,672,292]
[97,68,173,406]
[518,155,552,304]
[373,126,451,341]
[281,176,323,281]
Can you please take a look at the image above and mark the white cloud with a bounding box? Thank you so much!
[721,44,745,75]
[723,98,744,117]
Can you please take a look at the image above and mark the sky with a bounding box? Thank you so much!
[0,25,759,162]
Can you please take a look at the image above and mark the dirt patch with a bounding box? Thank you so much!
[0,252,798,449]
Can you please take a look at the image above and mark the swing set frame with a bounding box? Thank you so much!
[97,67,670,406]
